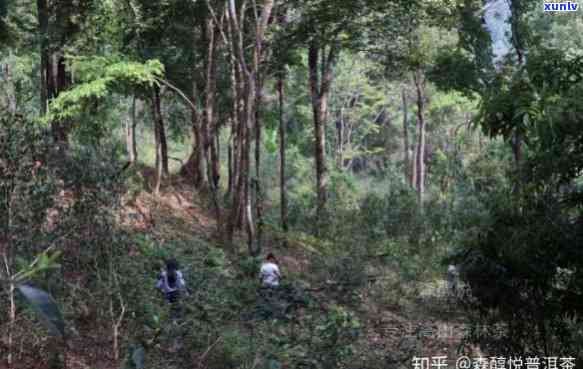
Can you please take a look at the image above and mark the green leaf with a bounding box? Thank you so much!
[17,284,65,337]
[265,128,278,154]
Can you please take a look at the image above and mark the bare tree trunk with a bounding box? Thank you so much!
[151,89,164,195]
[226,67,245,242]
[401,87,410,184]
[509,0,525,189]
[183,106,208,187]
[411,131,417,189]
[227,142,232,194]
[227,117,235,196]
[4,254,15,369]
[1,62,17,115]
[158,97,169,177]
[211,131,220,188]
[413,68,426,207]
[251,0,274,255]
[38,0,48,115]
[277,76,288,232]
[110,295,125,362]
[150,87,169,177]
[381,108,390,168]
[38,0,71,150]
[201,16,223,235]
[223,0,273,252]
[512,132,522,169]
[228,58,239,200]
[125,96,138,163]
[244,77,257,255]
[308,41,337,229]
[254,80,264,254]
[225,2,244,242]
[336,107,344,169]
[203,17,218,189]
[181,22,207,187]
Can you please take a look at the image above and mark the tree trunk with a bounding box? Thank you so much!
[509,0,525,186]
[158,94,169,176]
[211,131,220,188]
[225,3,245,240]
[185,107,208,187]
[413,68,426,207]
[200,18,223,236]
[38,0,71,149]
[224,0,273,253]
[244,77,257,255]
[226,59,246,242]
[181,22,207,187]
[255,91,264,254]
[227,118,234,196]
[3,254,15,369]
[411,132,417,189]
[38,0,48,115]
[308,41,337,229]
[277,76,288,233]
[1,62,17,115]
[511,132,522,168]
[381,108,391,168]
[228,55,239,200]
[401,87,410,184]
[125,96,138,163]
[203,17,218,189]
[151,88,164,195]
[336,107,344,169]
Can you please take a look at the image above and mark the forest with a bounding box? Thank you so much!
[1,0,583,368]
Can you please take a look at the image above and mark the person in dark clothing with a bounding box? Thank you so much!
[156,259,188,307]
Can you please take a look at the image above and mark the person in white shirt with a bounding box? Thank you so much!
[259,253,281,288]
[156,258,187,304]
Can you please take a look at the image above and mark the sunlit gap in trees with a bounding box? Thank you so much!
[483,0,512,64]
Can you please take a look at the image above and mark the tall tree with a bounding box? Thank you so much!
[290,0,366,227]
[276,74,288,232]
[308,40,337,227]
[288,0,415,226]
[125,96,140,164]
[217,0,274,254]
[37,0,85,148]
[412,67,426,204]
[401,86,410,183]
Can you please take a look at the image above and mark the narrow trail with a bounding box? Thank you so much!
[59,168,476,369]
[122,170,474,367]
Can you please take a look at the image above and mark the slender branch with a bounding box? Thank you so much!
[197,336,222,368]
[206,0,238,67]
[154,78,197,112]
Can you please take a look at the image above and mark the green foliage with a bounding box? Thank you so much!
[429,48,482,97]
[205,248,227,269]
[434,6,583,358]
[238,255,261,278]
[44,56,164,122]
[5,0,583,366]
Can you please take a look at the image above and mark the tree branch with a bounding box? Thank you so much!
[154,77,197,113]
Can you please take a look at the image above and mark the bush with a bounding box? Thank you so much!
[453,187,583,361]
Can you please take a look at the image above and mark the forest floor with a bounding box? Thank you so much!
[5,169,477,369]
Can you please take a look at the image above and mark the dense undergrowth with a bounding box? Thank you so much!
[3,107,583,368]
[1,114,474,369]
